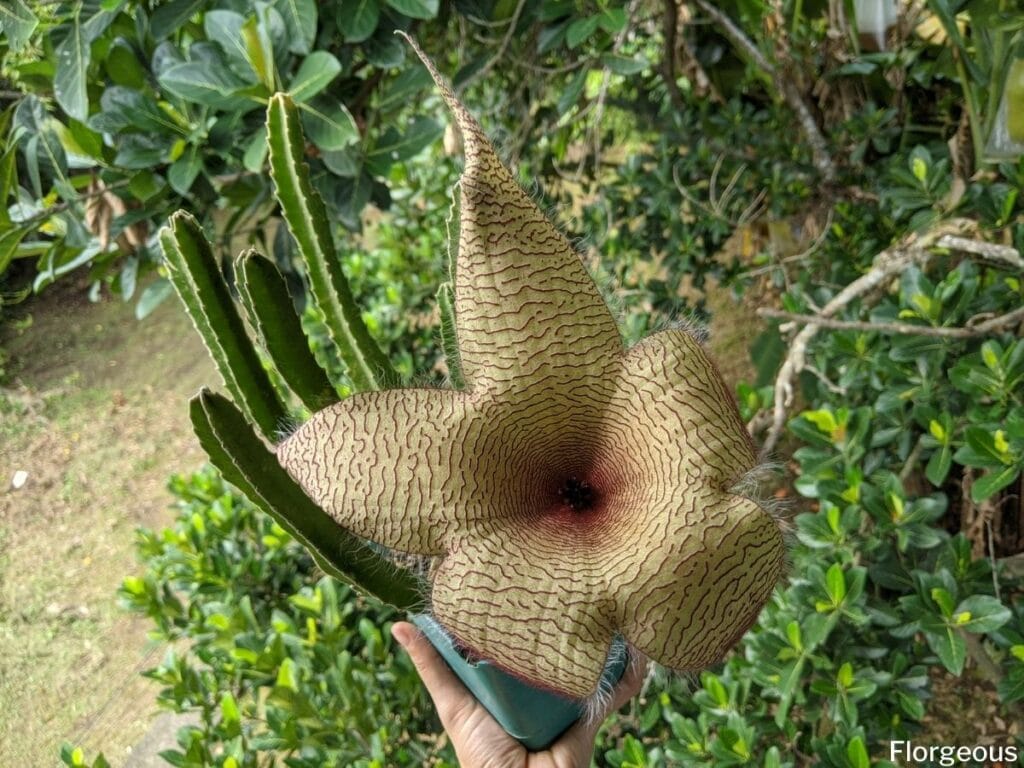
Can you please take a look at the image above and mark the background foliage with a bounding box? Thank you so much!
[2,0,1023,765]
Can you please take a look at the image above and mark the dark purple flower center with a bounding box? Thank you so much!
[559,476,596,512]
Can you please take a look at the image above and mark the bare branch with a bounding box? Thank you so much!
[937,234,1024,271]
[757,306,1024,338]
[690,0,836,181]
[755,218,979,458]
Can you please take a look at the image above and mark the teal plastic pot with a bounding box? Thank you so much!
[411,614,628,751]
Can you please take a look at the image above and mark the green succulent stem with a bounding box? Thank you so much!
[436,282,464,389]
[160,212,287,440]
[235,249,340,412]
[266,92,397,391]
[191,389,423,610]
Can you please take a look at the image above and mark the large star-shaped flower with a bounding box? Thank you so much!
[277,47,785,700]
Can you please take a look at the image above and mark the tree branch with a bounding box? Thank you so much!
[661,0,686,110]
[690,0,836,181]
[756,306,1024,338]
[754,218,983,458]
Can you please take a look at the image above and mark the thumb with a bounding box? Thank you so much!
[391,621,486,733]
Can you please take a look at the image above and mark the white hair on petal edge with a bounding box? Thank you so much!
[728,460,796,577]
[648,308,711,344]
[579,642,651,725]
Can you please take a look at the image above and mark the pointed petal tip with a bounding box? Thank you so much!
[394,32,485,158]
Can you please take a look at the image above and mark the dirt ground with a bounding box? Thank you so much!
[0,280,211,767]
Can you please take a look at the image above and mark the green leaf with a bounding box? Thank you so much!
[0,225,29,274]
[365,116,441,174]
[105,39,147,88]
[566,16,600,48]
[135,277,173,319]
[168,145,202,195]
[597,7,626,33]
[385,0,438,20]
[600,53,647,75]
[89,86,183,135]
[953,596,1012,634]
[151,0,204,37]
[925,626,966,674]
[274,0,317,54]
[243,127,268,172]
[266,93,397,390]
[54,15,90,121]
[826,563,847,605]
[236,250,339,411]
[955,426,1012,469]
[971,466,1020,502]
[930,587,955,617]
[242,14,276,91]
[203,10,251,73]
[846,737,869,768]
[158,62,252,108]
[190,390,422,608]
[337,0,379,42]
[0,0,38,51]
[926,443,952,486]
[159,211,288,439]
[289,51,342,102]
[299,97,359,151]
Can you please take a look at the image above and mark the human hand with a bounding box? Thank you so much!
[391,621,647,768]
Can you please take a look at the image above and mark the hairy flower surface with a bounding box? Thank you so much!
[278,47,785,700]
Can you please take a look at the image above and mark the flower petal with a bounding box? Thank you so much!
[614,492,784,671]
[408,39,622,394]
[431,526,617,700]
[277,389,474,555]
[613,329,757,488]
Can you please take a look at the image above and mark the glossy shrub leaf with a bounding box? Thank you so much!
[135,277,173,320]
[925,626,966,675]
[299,97,359,151]
[189,389,422,609]
[160,211,288,439]
[273,0,316,54]
[266,92,397,390]
[337,0,379,42]
[289,51,342,102]
[0,0,38,51]
[54,15,89,121]
[236,249,339,411]
[158,60,252,109]
[953,595,1012,633]
[385,0,438,20]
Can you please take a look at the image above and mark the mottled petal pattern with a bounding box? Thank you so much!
[614,492,785,670]
[278,389,475,555]
[431,526,617,699]
[614,330,758,487]
[412,42,622,395]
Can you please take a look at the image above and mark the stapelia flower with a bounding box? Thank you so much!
[277,50,785,700]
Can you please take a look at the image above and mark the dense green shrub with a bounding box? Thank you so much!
[118,467,448,768]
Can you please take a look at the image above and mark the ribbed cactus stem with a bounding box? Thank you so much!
[436,282,464,389]
[159,212,287,440]
[266,92,397,391]
[236,249,339,411]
